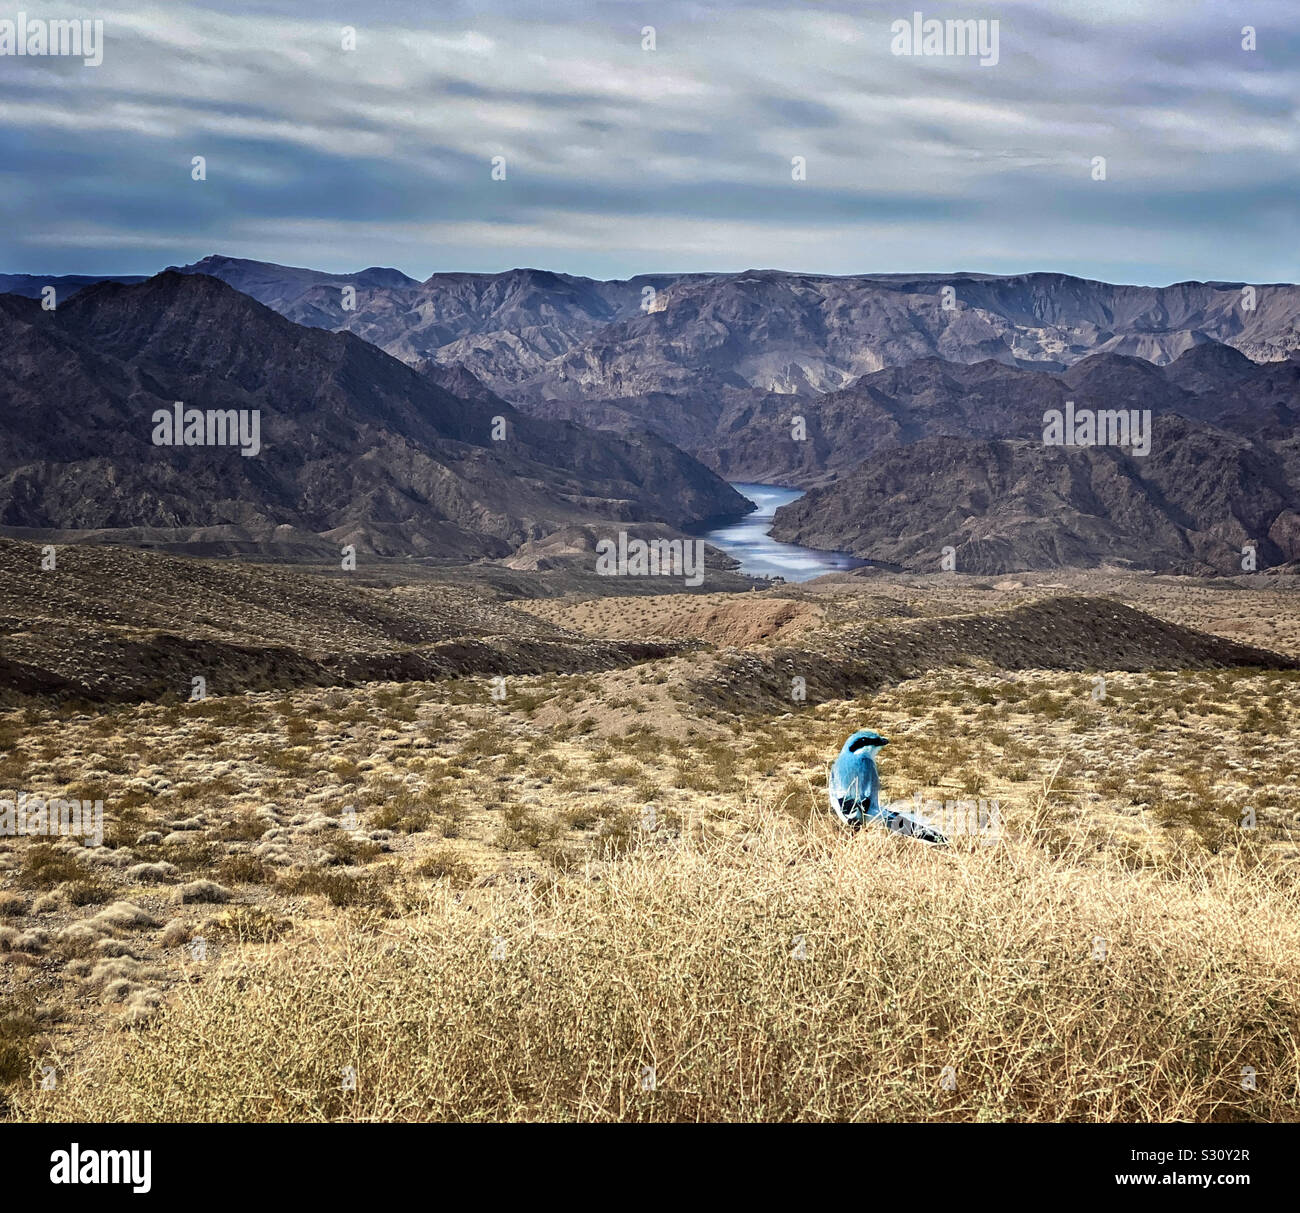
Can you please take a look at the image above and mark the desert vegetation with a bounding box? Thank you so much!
[12,796,1299,1122]
[2,570,1298,1121]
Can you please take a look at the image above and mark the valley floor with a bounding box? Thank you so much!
[2,555,1298,1121]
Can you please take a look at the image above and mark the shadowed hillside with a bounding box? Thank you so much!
[0,539,692,705]
[693,595,1300,713]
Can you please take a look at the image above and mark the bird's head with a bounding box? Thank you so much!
[841,729,889,758]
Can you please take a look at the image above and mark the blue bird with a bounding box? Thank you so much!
[828,730,948,845]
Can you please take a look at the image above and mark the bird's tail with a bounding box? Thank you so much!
[872,805,949,846]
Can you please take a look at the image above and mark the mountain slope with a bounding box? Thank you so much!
[0,273,746,558]
[165,254,417,306]
[769,419,1300,575]
[673,343,1300,486]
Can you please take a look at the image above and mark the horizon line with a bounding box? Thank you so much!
[3,254,1295,293]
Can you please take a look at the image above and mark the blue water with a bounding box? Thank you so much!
[699,483,865,583]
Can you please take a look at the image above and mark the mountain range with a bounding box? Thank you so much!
[3,254,1300,573]
[156,257,1300,384]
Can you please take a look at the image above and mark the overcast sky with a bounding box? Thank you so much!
[1,0,1296,284]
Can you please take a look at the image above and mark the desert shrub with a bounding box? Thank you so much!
[435,802,469,840]
[216,854,271,886]
[370,789,434,834]
[458,729,503,758]
[260,748,311,775]
[168,840,218,872]
[0,1003,44,1090]
[592,806,640,857]
[208,906,291,944]
[330,759,362,783]
[17,846,88,890]
[494,804,562,852]
[208,811,266,843]
[64,879,110,907]
[323,833,382,865]
[560,801,602,831]
[774,778,818,825]
[414,847,476,888]
[278,869,393,914]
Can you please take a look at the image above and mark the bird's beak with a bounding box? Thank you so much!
[877,737,890,747]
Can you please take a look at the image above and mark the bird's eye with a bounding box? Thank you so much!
[849,738,873,752]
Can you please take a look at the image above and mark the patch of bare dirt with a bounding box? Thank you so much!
[519,592,823,646]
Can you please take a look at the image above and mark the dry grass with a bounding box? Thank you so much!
[15,789,1299,1123]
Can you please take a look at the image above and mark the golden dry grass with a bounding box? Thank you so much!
[15,785,1300,1123]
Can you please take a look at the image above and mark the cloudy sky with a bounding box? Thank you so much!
[1,0,1296,284]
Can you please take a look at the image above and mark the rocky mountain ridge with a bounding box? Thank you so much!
[0,272,746,560]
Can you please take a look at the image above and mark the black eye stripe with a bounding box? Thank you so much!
[849,738,874,752]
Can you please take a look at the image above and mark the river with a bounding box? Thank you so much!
[697,482,864,583]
